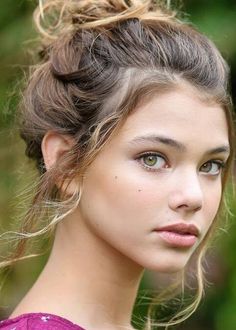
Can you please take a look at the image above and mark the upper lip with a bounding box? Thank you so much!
[155,223,200,237]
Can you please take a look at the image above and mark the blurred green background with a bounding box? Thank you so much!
[0,0,235,329]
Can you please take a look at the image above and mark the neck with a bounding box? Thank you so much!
[12,212,144,330]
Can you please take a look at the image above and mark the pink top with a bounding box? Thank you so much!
[0,313,86,329]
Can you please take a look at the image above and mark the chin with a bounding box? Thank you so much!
[145,263,187,274]
[139,253,191,273]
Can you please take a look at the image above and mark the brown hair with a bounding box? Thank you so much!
[4,0,235,328]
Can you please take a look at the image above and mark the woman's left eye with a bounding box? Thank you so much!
[200,161,225,175]
[138,153,168,170]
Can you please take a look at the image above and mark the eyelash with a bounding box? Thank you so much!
[136,152,226,175]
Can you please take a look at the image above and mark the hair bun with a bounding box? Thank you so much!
[35,0,175,41]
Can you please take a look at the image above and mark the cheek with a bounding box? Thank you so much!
[79,166,165,240]
[108,173,163,211]
[203,182,223,228]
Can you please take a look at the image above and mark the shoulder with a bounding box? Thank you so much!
[0,313,85,330]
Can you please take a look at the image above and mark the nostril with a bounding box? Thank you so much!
[176,203,202,212]
[168,189,203,213]
[194,205,202,212]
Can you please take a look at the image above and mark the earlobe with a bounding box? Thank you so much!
[41,131,75,171]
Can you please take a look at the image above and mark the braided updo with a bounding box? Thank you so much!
[20,0,231,175]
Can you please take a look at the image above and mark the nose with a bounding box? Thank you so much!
[168,170,203,213]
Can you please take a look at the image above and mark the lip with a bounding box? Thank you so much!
[154,223,200,248]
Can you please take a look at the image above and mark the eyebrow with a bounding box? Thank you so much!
[206,146,230,156]
[129,134,230,155]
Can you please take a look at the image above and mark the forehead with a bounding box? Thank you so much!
[118,89,229,147]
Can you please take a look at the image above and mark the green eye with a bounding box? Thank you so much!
[143,155,158,166]
[140,153,167,170]
[200,161,225,175]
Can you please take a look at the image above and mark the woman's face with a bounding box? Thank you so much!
[78,88,230,272]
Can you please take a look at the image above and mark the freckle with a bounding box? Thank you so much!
[115,176,118,179]
[138,189,142,192]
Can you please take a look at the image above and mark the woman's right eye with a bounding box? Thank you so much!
[138,153,169,171]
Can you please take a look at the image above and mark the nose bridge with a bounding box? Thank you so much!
[183,167,202,196]
[169,166,203,212]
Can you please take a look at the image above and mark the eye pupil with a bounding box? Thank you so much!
[144,155,157,166]
[202,163,211,171]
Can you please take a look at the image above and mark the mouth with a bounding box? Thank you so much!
[154,223,200,248]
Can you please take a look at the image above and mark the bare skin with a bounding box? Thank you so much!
[11,215,142,330]
[11,88,230,330]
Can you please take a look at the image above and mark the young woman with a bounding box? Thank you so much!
[0,0,234,329]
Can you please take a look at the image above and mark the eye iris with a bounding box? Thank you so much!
[144,155,157,166]
[201,162,220,174]
[202,163,211,172]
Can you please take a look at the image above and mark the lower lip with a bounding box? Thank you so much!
[156,231,197,248]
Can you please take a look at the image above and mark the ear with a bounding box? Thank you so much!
[41,131,78,196]
[42,131,74,170]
